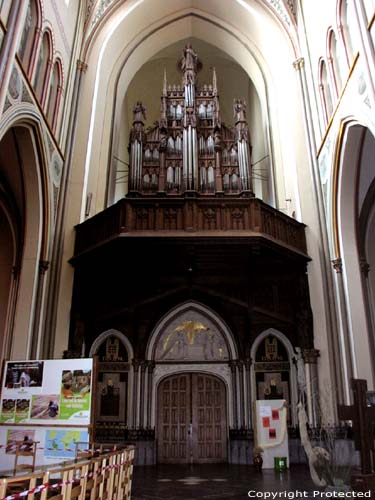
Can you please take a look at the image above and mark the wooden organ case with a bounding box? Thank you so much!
[128,44,253,198]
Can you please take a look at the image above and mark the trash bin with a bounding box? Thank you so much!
[274,456,287,471]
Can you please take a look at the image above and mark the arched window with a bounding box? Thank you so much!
[318,59,334,127]
[46,59,63,132]
[338,0,356,65]
[34,30,53,105]
[327,29,343,98]
[18,0,40,77]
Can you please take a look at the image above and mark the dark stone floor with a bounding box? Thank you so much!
[132,464,320,500]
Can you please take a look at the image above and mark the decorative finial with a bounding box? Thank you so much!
[163,68,167,96]
[212,67,217,95]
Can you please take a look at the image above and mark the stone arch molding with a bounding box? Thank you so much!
[146,301,238,361]
[250,327,296,360]
[89,328,134,359]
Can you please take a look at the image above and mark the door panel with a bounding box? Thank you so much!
[157,373,227,463]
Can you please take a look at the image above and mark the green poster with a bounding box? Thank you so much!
[0,399,15,423]
[59,369,91,421]
[15,399,30,423]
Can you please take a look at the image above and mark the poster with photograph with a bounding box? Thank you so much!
[15,399,30,423]
[60,370,91,420]
[0,425,90,471]
[0,359,93,426]
[6,428,36,454]
[31,395,59,420]
[4,362,44,388]
[0,399,15,423]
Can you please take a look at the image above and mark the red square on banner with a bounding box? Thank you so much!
[269,428,276,439]
[272,409,279,420]
[262,417,270,428]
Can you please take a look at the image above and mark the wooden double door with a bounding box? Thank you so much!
[157,373,227,463]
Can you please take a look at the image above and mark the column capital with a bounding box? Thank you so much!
[132,359,142,371]
[77,60,88,73]
[244,357,252,370]
[331,257,342,273]
[360,257,370,278]
[146,360,156,372]
[302,348,320,364]
[39,260,50,275]
[293,58,305,71]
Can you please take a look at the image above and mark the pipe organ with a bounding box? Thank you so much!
[128,44,253,196]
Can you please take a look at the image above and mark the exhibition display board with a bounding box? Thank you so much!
[254,399,289,469]
[0,359,93,471]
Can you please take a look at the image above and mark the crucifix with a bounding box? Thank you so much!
[338,378,375,475]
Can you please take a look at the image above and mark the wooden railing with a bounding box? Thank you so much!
[0,445,135,500]
[73,197,307,257]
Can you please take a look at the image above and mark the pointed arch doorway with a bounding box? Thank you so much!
[157,372,227,464]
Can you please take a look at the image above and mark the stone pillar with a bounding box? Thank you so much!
[245,358,252,428]
[229,360,239,428]
[146,361,155,428]
[132,359,140,428]
[302,348,320,427]
[332,258,354,403]
[0,1,27,116]
[237,360,245,428]
[29,260,49,359]
[139,361,146,428]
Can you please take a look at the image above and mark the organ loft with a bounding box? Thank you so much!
[128,44,253,196]
[71,44,313,462]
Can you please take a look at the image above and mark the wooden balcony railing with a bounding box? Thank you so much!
[73,197,307,257]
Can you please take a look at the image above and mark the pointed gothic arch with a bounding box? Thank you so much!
[146,300,238,361]
[250,328,298,426]
[89,328,134,359]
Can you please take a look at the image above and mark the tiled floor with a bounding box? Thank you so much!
[132,464,320,499]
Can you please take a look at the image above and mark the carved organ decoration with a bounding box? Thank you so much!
[128,45,253,196]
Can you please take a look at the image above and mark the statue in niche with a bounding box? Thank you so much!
[133,101,146,123]
[181,44,198,84]
[234,99,247,123]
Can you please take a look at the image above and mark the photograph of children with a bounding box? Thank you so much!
[6,429,35,454]
[1,399,16,421]
[4,362,44,388]
[15,399,30,422]
[31,395,59,419]
[61,370,91,398]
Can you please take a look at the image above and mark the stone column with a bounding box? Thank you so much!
[229,360,238,428]
[302,348,320,427]
[237,360,245,428]
[0,1,27,116]
[29,260,49,358]
[146,361,155,428]
[245,358,252,428]
[332,258,354,403]
[42,59,88,358]
[132,359,140,428]
[139,361,146,428]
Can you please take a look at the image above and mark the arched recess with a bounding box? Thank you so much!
[74,1,303,221]
[146,300,238,361]
[250,328,298,426]
[89,329,134,432]
[0,121,49,363]
[18,0,42,78]
[333,122,375,388]
[89,328,134,359]
[147,300,238,429]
